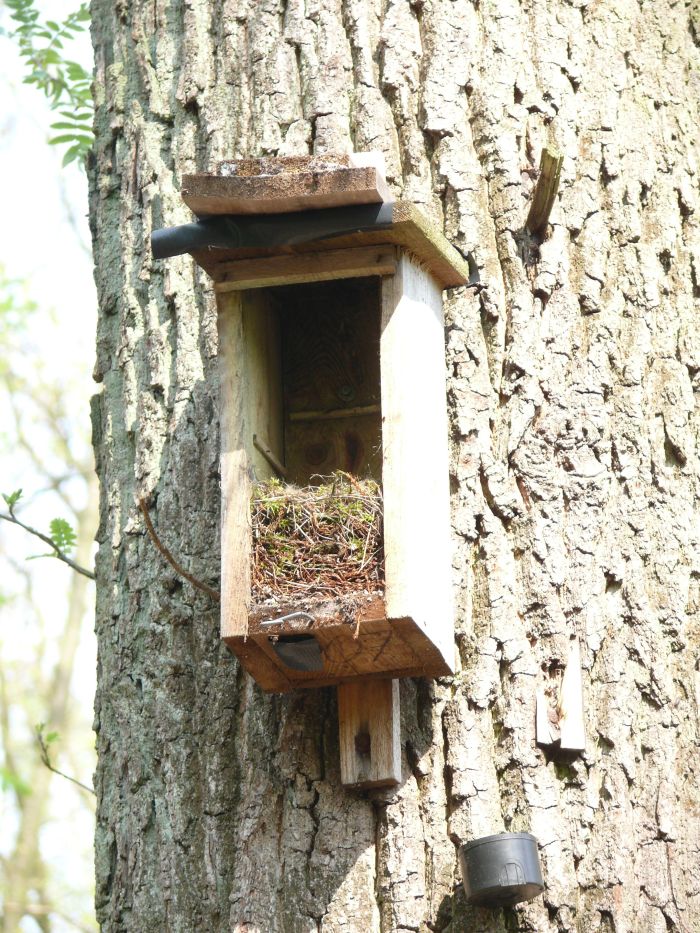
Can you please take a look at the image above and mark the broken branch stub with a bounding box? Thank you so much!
[526,147,564,236]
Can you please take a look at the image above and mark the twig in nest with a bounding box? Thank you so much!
[138,498,220,601]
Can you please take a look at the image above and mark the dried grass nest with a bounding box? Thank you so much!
[251,472,384,603]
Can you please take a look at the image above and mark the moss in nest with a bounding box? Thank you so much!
[251,472,384,602]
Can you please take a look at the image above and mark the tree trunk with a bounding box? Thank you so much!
[88,1,700,930]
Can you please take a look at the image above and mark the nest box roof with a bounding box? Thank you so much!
[160,154,471,289]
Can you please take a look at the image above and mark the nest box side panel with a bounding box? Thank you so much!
[380,252,455,671]
[219,290,283,640]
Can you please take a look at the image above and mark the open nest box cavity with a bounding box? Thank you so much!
[152,152,468,692]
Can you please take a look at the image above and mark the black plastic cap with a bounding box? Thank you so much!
[459,832,544,908]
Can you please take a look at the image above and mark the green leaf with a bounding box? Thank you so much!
[61,109,91,120]
[49,517,77,552]
[0,767,32,798]
[2,489,23,508]
[45,731,60,744]
[50,121,87,131]
[62,145,81,167]
[48,133,92,146]
[6,0,94,128]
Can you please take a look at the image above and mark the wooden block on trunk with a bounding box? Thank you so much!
[559,638,585,752]
[536,638,586,755]
[338,679,401,788]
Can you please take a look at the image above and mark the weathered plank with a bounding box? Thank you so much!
[224,597,452,692]
[214,246,397,292]
[559,637,586,752]
[536,638,586,754]
[182,166,392,216]
[218,294,252,641]
[219,290,284,639]
[217,153,354,177]
[338,680,401,788]
[380,253,456,672]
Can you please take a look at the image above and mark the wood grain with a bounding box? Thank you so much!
[218,293,252,640]
[380,253,455,672]
[338,680,401,788]
[182,166,392,216]
[224,598,452,692]
[219,291,284,638]
[213,246,397,292]
[559,638,586,752]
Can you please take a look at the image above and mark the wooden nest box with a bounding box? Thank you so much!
[153,152,468,693]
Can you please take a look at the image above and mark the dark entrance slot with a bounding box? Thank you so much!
[268,276,382,484]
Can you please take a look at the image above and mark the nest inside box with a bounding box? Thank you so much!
[250,473,384,606]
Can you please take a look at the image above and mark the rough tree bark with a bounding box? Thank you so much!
[88,1,700,930]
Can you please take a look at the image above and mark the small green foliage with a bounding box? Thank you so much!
[35,722,59,760]
[25,517,78,561]
[49,517,77,553]
[0,766,32,798]
[3,0,93,166]
[2,488,23,510]
[35,722,58,745]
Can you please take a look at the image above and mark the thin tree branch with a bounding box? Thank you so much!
[138,498,220,602]
[35,726,95,797]
[4,899,97,933]
[0,508,95,580]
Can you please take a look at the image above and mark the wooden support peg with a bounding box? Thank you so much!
[338,679,401,788]
[536,684,560,747]
[526,147,564,235]
[536,637,586,755]
[558,637,586,752]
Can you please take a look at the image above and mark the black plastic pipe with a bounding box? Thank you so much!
[151,202,395,259]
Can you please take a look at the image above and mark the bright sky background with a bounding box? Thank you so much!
[0,2,98,929]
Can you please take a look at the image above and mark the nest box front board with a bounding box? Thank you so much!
[154,163,469,692]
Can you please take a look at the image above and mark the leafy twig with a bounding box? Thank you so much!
[35,724,95,796]
[0,491,95,580]
[3,0,93,166]
[138,498,221,601]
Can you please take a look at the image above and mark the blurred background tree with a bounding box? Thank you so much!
[0,1,97,930]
